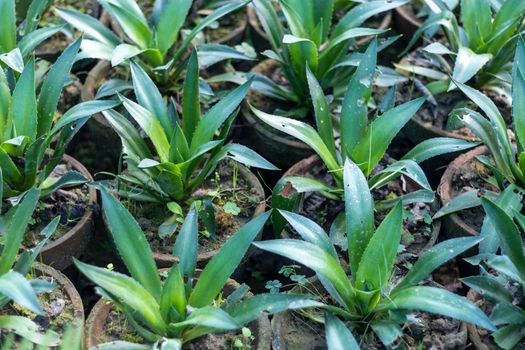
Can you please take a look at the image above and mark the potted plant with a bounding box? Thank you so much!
[437,37,525,238]
[101,53,277,267]
[254,160,493,348]
[396,0,525,144]
[240,0,405,167]
[251,40,475,241]
[0,186,84,347]
[0,38,119,269]
[462,197,525,349]
[81,187,319,349]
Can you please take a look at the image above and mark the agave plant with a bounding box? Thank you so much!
[462,197,525,349]
[251,40,475,207]
[0,0,64,69]
[434,37,525,219]
[74,187,319,348]
[103,51,276,206]
[57,0,253,91]
[247,0,405,112]
[397,0,525,96]
[0,38,120,200]
[254,160,494,348]
[0,185,61,347]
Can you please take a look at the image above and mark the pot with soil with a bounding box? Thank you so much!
[240,60,314,169]
[102,162,266,268]
[85,272,272,349]
[0,262,84,345]
[438,146,495,239]
[276,155,441,258]
[271,276,468,350]
[22,153,97,271]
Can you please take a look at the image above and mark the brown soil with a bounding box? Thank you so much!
[0,273,78,340]
[201,9,245,43]
[450,156,497,232]
[127,161,263,256]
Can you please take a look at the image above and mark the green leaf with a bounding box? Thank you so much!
[393,237,482,293]
[130,61,173,139]
[0,0,16,53]
[352,97,426,175]
[49,99,122,136]
[461,275,513,304]
[284,35,318,90]
[388,286,495,331]
[0,188,40,275]
[39,171,87,198]
[402,138,477,163]
[343,159,374,276]
[102,109,153,160]
[252,0,285,51]
[433,190,487,219]
[325,312,360,350]
[100,0,152,49]
[120,95,170,163]
[190,80,251,152]
[481,197,525,281]
[254,239,354,309]
[0,316,60,346]
[12,57,37,141]
[250,106,341,175]
[156,0,191,54]
[182,50,200,143]
[37,38,81,137]
[493,324,524,350]
[224,143,278,170]
[306,66,336,160]
[460,0,492,50]
[355,202,403,291]
[0,271,43,315]
[225,293,323,326]
[55,7,120,46]
[74,260,166,334]
[189,212,271,308]
[100,187,162,300]
[279,210,338,258]
[172,306,239,338]
[512,37,525,152]
[340,39,376,156]
[159,263,186,322]
[173,205,198,277]
[18,25,64,57]
[449,47,492,89]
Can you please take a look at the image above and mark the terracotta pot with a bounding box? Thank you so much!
[37,153,97,270]
[438,146,490,239]
[393,4,422,44]
[278,154,441,256]
[85,275,272,349]
[101,164,266,268]
[240,60,314,168]
[247,6,392,47]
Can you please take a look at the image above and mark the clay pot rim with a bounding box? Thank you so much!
[101,163,266,267]
[279,154,441,256]
[246,5,392,46]
[241,59,313,152]
[39,153,97,256]
[438,146,490,237]
[85,275,271,349]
